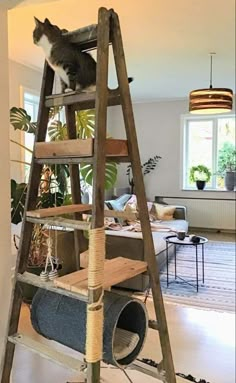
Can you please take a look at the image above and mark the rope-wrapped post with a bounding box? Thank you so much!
[85,227,105,363]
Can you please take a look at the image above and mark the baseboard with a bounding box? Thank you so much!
[189,226,236,234]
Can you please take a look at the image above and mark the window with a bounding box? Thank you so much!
[23,90,39,180]
[182,114,235,190]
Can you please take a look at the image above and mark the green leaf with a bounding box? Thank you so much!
[48,120,68,141]
[11,179,27,224]
[80,161,117,190]
[75,109,95,138]
[10,107,37,134]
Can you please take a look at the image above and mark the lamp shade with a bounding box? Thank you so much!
[189,87,233,114]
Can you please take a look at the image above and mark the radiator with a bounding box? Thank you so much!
[157,197,235,231]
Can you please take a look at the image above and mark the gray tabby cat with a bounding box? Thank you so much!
[33,17,133,93]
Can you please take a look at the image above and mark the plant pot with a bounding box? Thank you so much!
[225,171,236,191]
[196,180,206,190]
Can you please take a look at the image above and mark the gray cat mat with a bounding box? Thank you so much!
[31,289,148,367]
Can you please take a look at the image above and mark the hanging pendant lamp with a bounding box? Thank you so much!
[189,53,233,114]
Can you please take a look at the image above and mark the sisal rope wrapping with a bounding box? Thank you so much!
[86,304,104,363]
[86,227,105,362]
[87,227,105,289]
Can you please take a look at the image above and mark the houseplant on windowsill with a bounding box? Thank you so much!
[217,142,236,191]
[189,165,211,190]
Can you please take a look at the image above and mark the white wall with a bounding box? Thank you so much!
[0,6,12,373]
[9,60,42,182]
[107,100,235,202]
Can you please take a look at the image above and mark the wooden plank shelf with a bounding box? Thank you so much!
[17,272,89,302]
[45,88,121,109]
[35,138,128,159]
[54,257,147,295]
[8,333,86,373]
[63,24,98,51]
[26,216,91,231]
[27,204,92,218]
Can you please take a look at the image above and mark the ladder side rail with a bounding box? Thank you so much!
[110,11,176,383]
[65,105,87,270]
[0,63,55,383]
[86,7,110,383]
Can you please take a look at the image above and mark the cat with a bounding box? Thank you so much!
[33,17,133,93]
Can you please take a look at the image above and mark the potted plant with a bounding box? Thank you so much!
[126,155,162,194]
[217,142,236,191]
[189,165,211,190]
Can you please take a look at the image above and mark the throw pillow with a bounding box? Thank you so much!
[153,203,176,221]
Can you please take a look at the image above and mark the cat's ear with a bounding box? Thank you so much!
[34,17,42,26]
[44,18,51,25]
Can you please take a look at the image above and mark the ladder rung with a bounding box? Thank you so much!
[27,204,92,218]
[8,333,86,373]
[63,23,98,51]
[54,257,147,295]
[35,155,130,165]
[17,272,88,302]
[27,204,136,221]
[45,89,121,109]
[131,359,164,381]
[26,216,90,231]
[148,320,159,331]
[35,139,128,160]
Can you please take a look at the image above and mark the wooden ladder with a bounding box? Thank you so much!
[1,7,176,383]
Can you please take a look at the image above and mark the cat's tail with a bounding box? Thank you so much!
[108,76,134,91]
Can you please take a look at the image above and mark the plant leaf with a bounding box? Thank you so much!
[75,109,95,138]
[80,161,117,190]
[10,107,37,134]
[11,179,27,224]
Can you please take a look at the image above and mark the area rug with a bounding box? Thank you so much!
[159,241,235,312]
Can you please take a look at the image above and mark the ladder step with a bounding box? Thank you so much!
[35,138,128,160]
[148,320,159,331]
[17,272,88,302]
[8,333,86,373]
[63,23,98,51]
[27,204,92,218]
[131,359,164,381]
[26,216,90,231]
[35,156,130,165]
[27,204,136,221]
[54,257,147,295]
[45,89,121,109]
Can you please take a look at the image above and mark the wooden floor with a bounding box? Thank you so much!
[11,231,235,383]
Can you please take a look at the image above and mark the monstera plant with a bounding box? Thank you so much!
[10,106,118,221]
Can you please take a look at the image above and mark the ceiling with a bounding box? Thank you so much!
[7,0,236,102]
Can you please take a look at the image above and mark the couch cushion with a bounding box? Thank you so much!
[152,203,176,220]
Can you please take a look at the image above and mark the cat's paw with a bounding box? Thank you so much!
[64,88,74,93]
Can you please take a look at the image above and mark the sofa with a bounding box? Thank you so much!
[105,195,188,291]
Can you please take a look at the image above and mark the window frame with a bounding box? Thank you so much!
[20,86,40,181]
[181,113,235,191]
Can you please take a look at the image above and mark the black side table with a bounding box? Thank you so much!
[165,235,208,292]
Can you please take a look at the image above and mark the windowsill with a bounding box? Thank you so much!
[182,188,236,193]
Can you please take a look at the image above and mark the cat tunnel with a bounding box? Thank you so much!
[31,289,148,367]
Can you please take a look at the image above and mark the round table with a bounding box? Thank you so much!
[165,235,208,292]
